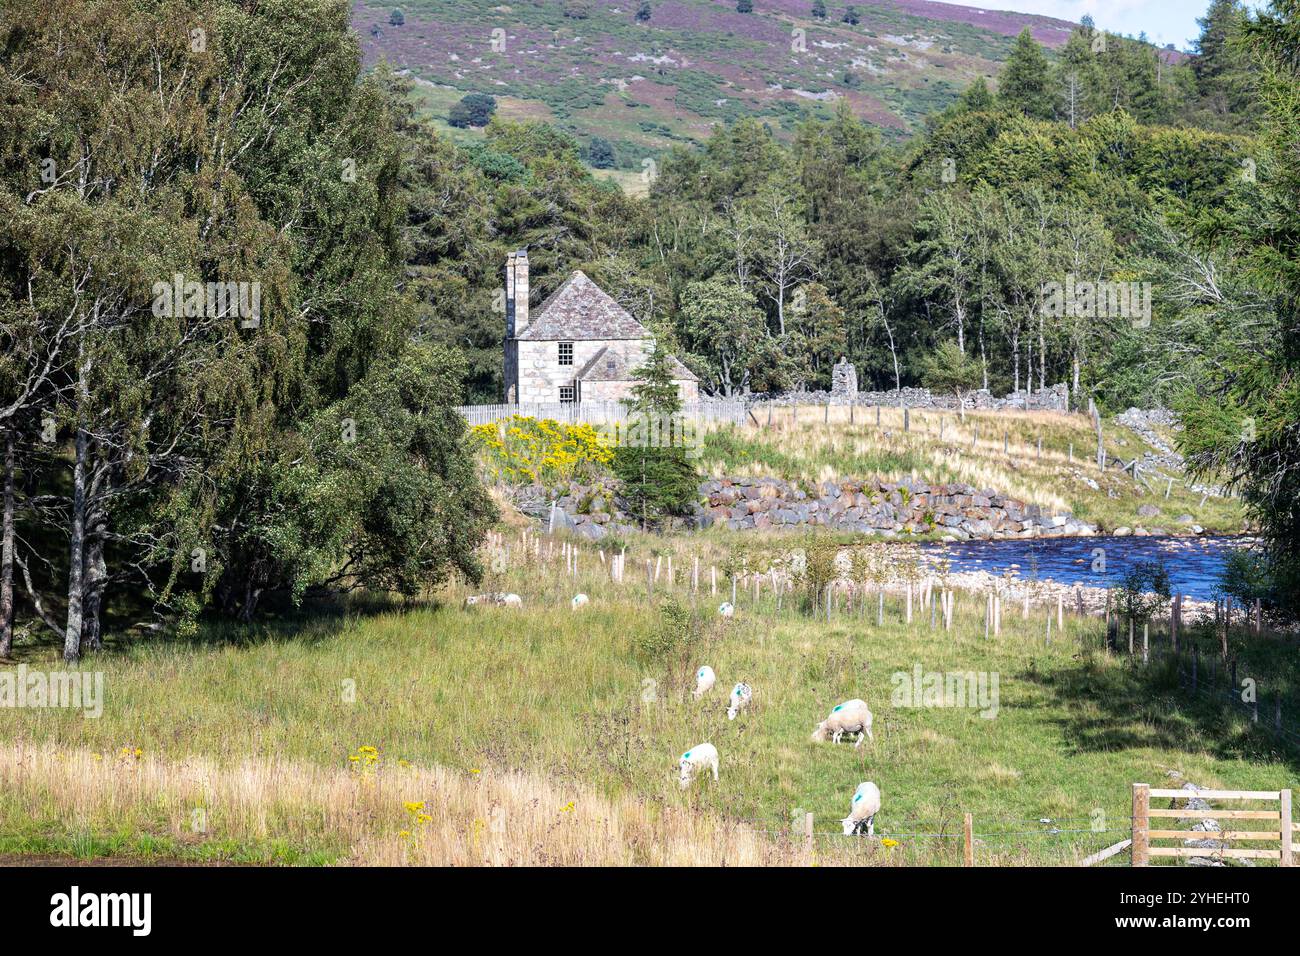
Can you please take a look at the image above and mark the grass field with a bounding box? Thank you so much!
[3,532,1294,866]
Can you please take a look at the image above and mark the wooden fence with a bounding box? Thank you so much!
[1132,784,1295,865]
[455,400,749,427]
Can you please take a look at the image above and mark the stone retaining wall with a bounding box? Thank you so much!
[512,475,1097,543]
[748,381,1069,412]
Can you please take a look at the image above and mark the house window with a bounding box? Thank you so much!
[559,384,576,404]
[558,342,574,366]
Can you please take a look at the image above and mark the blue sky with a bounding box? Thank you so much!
[980,0,1268,50]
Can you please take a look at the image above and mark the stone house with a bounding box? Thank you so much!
[502,250,698,404]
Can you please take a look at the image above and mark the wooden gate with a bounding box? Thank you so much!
[1132,783,1295,865]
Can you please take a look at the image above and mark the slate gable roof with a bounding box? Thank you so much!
[575,346,630,382]
[576,346,699,383]
[517,270,649,340]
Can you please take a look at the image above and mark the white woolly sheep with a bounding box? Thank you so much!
[717,602,734,618]
[464,592,523,609]
[677,743,719,790]
[692,666,716,699]
[810,698,873,748]
[726,682,753,721]
[840,781,882,836]
[571,593,589,610]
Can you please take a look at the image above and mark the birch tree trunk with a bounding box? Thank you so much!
[82,528,106,652]
[0,430,14,658]
[63,423,87,663]
[1038,319,1047,390]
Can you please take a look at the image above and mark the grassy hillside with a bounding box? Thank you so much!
[695,406,1245,533]
[353,0,1080,165]
[4,543,1293,866]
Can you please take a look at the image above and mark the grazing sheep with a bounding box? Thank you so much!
[840,782,882,836]
[464,592,523,609]
[810,699,873,748]
[692,666,716,699]
[726,682,753,720]
[717,602,735,618]
[677,743,719,789]
[571,593,589,610]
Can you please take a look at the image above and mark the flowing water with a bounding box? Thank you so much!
[919,535,1251,600]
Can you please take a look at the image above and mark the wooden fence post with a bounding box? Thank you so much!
[1132,783,1150,866]
[963,812,974,867]
[1282,789,1294,868]
[804,811,815,864]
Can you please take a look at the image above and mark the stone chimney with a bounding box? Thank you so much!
[506,250,529,338]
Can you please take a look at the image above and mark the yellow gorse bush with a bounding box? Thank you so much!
[470,416,613,486]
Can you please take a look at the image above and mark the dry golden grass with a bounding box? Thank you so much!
[699,405,1245,531]
[0,743,821,866]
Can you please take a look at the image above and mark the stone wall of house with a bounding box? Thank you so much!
[511,475,1098,542]
[512,338,649,403]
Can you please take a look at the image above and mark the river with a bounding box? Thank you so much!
[919,535,1251,600]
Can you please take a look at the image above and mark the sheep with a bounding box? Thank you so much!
[677,743,719,789]
[726,682,753,720]
[840,782,882,836]
[717,602,734,618]
[810,698,873,748]
[571,593,589,610]
[692,666,716,699]
[464,592,523,609]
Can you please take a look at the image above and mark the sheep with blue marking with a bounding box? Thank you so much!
[841,782,882,836]
[692,666,716,699]
[717,602,734,618]
[811,699,873,748]
[726,682,753,720]
[677,743,719,789]
[571,593,589,610]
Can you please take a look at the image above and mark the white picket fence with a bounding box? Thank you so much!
[456,400,749,427]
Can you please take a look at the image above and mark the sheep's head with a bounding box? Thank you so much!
[726,707,737,721]
[464,595,481,606]
[677,753,695,788]
[811,721,829,743]
[840,816,858,836]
